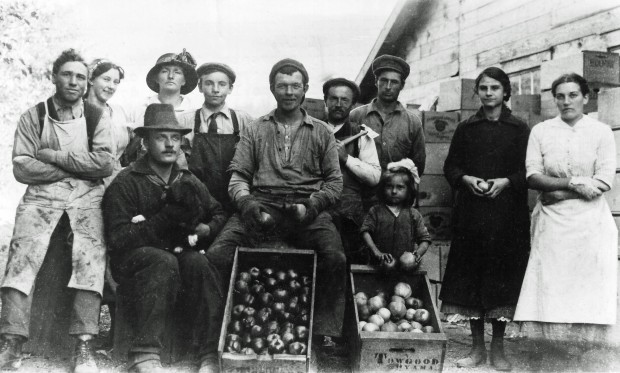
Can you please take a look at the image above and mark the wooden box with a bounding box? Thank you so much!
[418,207,452,240]
[512,111,543,129]
[598,87,620,128]
[437,79,478,112]
[605,174,620,214]
[424,143,450,175]
[302,98,326,121]
[540,51,620,91]
[510,94,541,115]
[218,248,317,373]
[423,111,460,143]
[347,265,447,372]
[418,175,452,207]
[417,241,451,283]
[614,129,620,166]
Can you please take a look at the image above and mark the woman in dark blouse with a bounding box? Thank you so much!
[439,67,531,371]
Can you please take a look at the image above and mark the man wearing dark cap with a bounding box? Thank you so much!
[323,78,380,264]
[103,104,226,373]
[206,58,347,352]
[182,62,253,214]
[350,54,426,182]
[124,49,198,165]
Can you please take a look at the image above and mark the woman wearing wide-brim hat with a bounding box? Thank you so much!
[145,49,198,96]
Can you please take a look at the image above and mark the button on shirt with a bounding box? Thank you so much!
[52,95,83,121]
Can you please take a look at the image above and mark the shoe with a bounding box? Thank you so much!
[0,335,24,371]
[73,339,98,373]
[198,353,219,373]
[456,347,487,368]
[490,341,512,371]
[129,359,164,373]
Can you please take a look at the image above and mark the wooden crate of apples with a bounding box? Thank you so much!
[347,265,447,372]
[218,248,316,373]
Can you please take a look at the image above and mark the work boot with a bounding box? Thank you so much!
[73,339,98,373]
[0,334,24,370]
[198,353,219,373]
[456,319,486,368]
[490,320,512,371]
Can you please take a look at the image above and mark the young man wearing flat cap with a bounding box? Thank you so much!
[182,62,253,214]
[103,104,226,373]
[123,49,198,165]
[350,54,426,189]
[323,78,381,264]
[206,58,347,353]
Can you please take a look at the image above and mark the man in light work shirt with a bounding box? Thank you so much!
[349,55,426,177]
[323,78,380,264]
[183,62,253,214]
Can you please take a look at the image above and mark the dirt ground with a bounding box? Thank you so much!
[13,312,620,373]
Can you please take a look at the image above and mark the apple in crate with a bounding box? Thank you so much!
[399,252,419,272]
[393,282,412,299]
[414,309,430,324]
[368,296,385,313]
[405,308,416,321]
[377,308,391,322]
[362,323,380,332]
[368,314,385,327]
[388,301,406,321]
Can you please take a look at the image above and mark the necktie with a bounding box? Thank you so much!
[207,112,220,134]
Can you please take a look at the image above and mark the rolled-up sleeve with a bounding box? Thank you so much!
[345,136,381,187]
[228,121,256,181]
[360,206,378,234]
[525,125,544,179]
[52,114,114,178]
[412,209,432,244]
[594,126,616,188]
[12,110,72,184]
[309,130,343,212]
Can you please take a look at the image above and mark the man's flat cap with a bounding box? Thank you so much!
[322,78,361,103]
[372,54,410,80]
[196,62,236,84]
[269,58,309,85]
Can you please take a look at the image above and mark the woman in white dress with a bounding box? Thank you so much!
[514,73,617,352]
[85,59,133,185]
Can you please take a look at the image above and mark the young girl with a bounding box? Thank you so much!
[360,166,431,267]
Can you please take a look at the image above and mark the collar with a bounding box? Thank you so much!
[464,105,522,127]
[261,108,315,128]
[548,114,590,129]
[367,98,405,115]
[52,95,84,119]
[130,154,187,176]
[201,103,231,120]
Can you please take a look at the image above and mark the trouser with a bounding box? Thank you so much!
[109,247,223,362]
[0,287,100,338]
[206,199,347,337]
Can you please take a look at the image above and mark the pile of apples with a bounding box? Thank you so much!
[355,282,435,333]
[224,266,312,356]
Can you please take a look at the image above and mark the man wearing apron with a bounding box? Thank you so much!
[1,49,114,373]
[184,62,253,214]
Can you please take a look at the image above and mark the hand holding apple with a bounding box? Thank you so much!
[483,178,509,199]
[461,175,487,196]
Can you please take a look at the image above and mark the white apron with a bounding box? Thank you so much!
[514,196,618,324]
[3,102,107,296]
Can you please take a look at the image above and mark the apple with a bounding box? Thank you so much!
[381,321,398,332]
[399,252,419,272]
[393,282,412,299]
[395,319,410,326]
[241,293,256,307]
[255,309,271,325]
[398,322,413,332]
[391,295,405,304]
[298,294,310,306]
[288,341,307,355]
[250,324,266,338]
[232,304,246,319]
[248,267,261,280]
[240,347,254,355]
[388,301,406,321]
[265,321,280,335]
[294,325,308,341]
[377,308,391,322]
[241,333,252,347]
[296,311,310,326]
[286,269,299,281]
[242,316,256,330]
[300,276,312,286]
[272,301,286,314]
[268,337,286,354]
[274,270,287,284]
[414,309,430,324]
[375,290,388,299]
[355,292,368,306]
[358,321,367,330]
[238,272,252,283]
[288,279,301,294]
[225,340,241,353]
[273,288,289,303]
[300,286,311,296]
[278,311,293,323]
[259,292,274,308]
[266,333,280,343]
[228,320,243,334]
[368,296,385,313]
[286,300,299,315]
[281,331,295,345]
[410,321,423,330]
[226,334,241,345]
[259,212,275,228]
[477,180,490,192]
[405,297,423,309]
[250,283,265,295]
[264,277,278,292]
[368,314,385,327]
[362,323,380,332]
[422,326,435,333]
[357,304,370,321]
[251,337,266,354]
[261,267,274,280]
[281,322,295,331]
[235,280,249,294]
[405,308,417,321]
[242,307,256,318]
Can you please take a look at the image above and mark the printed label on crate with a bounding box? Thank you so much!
[223,367,304,373]
[369,352,442,370]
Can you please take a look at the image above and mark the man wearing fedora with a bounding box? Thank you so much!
[182,62,253,214]
[323,78,381,265]
[103,104,225,373]
[123,49,198,166]
[206,59,347,353]
[350,54,426,184]
[0,48,113,373]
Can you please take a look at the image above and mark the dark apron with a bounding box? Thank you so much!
[188,109,239,214]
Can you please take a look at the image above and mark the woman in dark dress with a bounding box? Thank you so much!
[439,67,531,371]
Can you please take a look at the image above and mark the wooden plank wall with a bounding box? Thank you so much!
[398,0,620,107]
